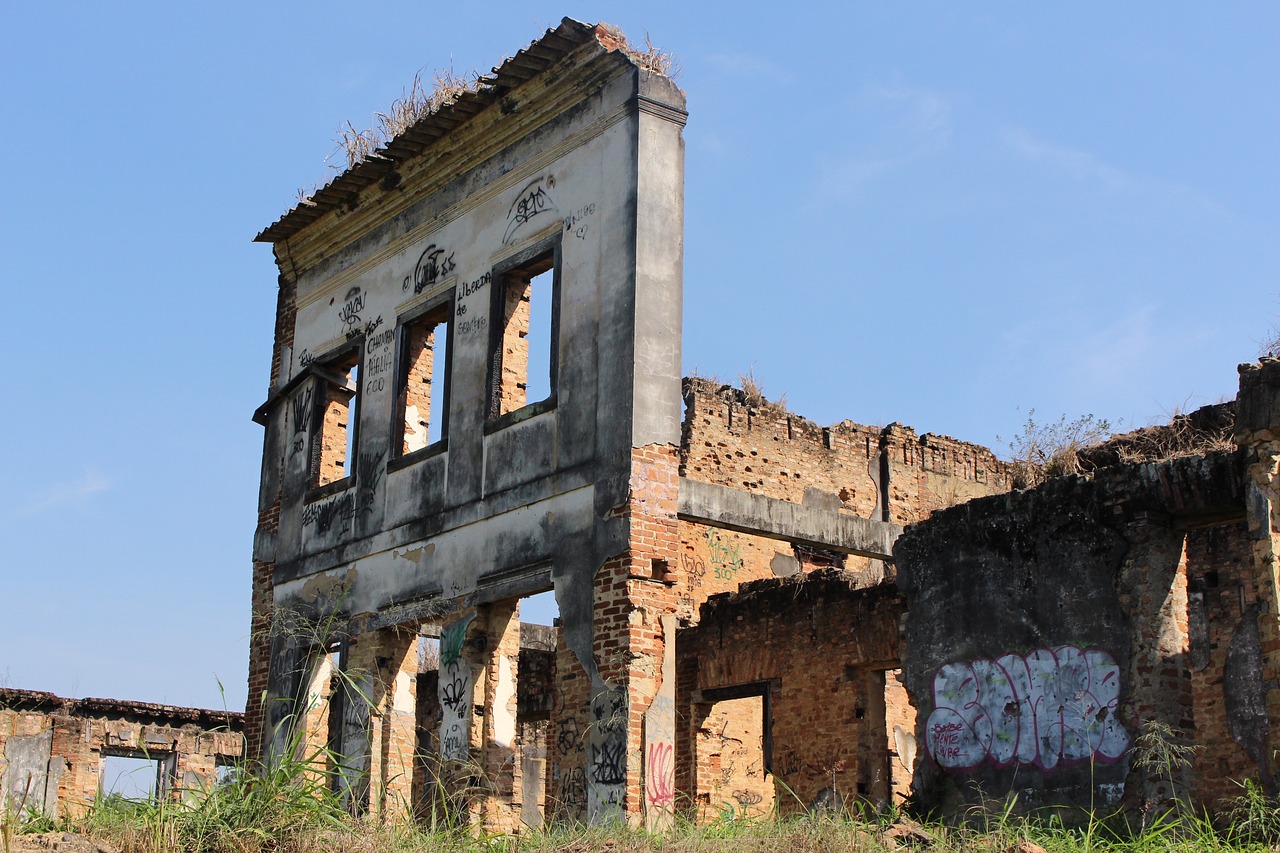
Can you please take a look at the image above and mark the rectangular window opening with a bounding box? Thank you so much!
[101,753,165,801]
[312,350,361,488]
[489,243,558,421]
[397,304,451,456]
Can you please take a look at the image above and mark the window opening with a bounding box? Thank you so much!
[693,694,774,819]
[524,268,553,405]
[397,303,451,455]
[490,243,558,419]
[312,350,361,487]
[101,753,164,801]
[516,591,559,829]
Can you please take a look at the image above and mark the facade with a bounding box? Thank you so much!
[249,19,1280,830]
[247,19,1013,828]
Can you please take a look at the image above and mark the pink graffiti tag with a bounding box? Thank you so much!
[925,645,1129,772]
[645,742,675,808]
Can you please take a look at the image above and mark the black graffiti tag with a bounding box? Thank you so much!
[503,177,557,244]
[403,244,456,294]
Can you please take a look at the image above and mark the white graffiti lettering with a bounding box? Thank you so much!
[925,645,1130,772]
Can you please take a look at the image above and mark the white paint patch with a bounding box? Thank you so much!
[493,653,517,748]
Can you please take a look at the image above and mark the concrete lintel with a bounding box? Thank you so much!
[677,478,901,560]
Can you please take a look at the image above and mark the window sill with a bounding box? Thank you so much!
[389,439,449,472]
[484,396,557,435]
[305,477,353,503]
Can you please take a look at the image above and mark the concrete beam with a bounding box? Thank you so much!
[677,478,901,560]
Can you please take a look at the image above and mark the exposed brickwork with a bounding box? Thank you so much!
[346,626,418,822]
[678,572,907,815]
[495,275,533,417]
[400,310,443,454]
[1187,523,1263,805]
[1237,361,1280,787]
[0,690,242,819]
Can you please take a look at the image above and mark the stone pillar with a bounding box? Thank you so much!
[1237,359,1280,786]
[344,626,418,822]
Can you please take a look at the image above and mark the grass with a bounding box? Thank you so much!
[12,779,1280,853]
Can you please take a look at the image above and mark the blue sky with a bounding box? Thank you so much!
[2,3,1275,712]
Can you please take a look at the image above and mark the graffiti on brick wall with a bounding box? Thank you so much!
[558,767,586,809]
[438,614,476,761]
[706,529,743,581]
[925,645,1130,771]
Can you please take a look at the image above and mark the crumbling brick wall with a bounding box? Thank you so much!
[0,690,243,819]
[677,571,909,815]
[681,378,1012,525]
[679,378,1015,584]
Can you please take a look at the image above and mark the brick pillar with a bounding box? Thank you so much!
[246,272,296,761]
[1237,359,1280,786]
[345,627,418,822]
[588,444,681,824]
[546,631,590,824]
[478,600,523,832]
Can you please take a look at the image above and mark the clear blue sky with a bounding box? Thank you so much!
[2,3,1275,712]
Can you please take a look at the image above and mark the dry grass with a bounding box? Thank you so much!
[331,69,482,172]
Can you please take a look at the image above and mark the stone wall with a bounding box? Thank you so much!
[0,690,242,820]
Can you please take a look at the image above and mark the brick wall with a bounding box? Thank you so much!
[1187,522,1264,805]
[678,572,907,815]
[0,690,242,820]
[245,272,296,760]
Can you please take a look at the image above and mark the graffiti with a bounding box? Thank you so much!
[356,449,385,514]
[459,271,489,299]
[353,312,381,343]
[440,675,468,712]
[289,386,312,456]
[925,645,1130,772]
[503,176,558,244]
[456,315,487,337]
[592,738,625,786]
[563,202,596,240]
[681,553,706,588]
[366,328,395,351]
[403,244,456,294]
[301,492,355,535]
[555,717,581,757]
[706,529,743,581]
[589,688,627,786]
[439,614,477,761]
[559,768,586,808]
[733,789,763,807]
[645,742,674,808]
[298,349,315,368]
[337,287,365,336]
[362,318,392,393]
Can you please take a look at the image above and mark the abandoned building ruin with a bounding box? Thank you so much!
[0,689,243,818]
[236,18,1280,831]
